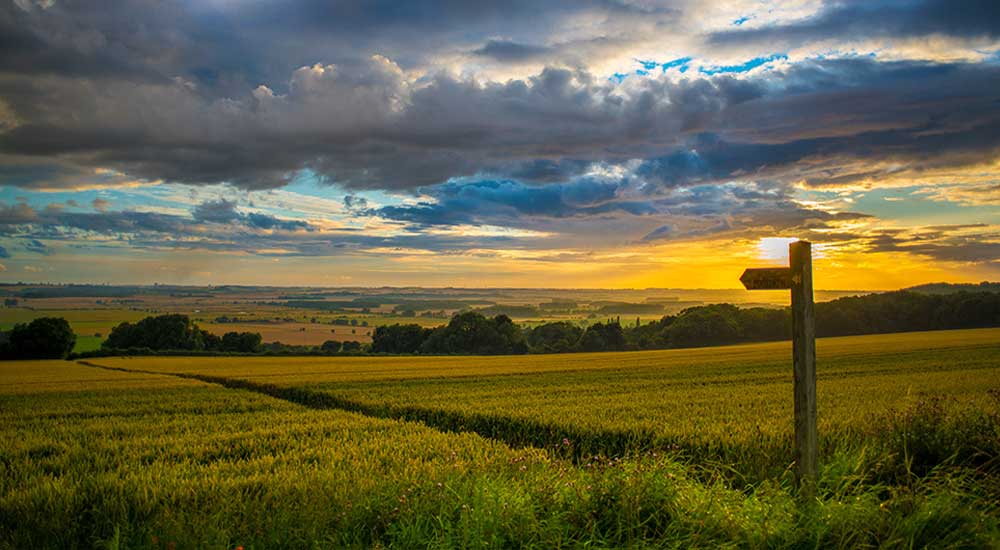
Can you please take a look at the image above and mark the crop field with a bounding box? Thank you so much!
[2,284,862,350]
[199,322,375,345]
[3,329,1000,548]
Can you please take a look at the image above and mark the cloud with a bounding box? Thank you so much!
[192,199,241,224]
[0,202,38,226]
[864,227,1000,264]
[23,238,49,255]
[343,195,368,211]
[0,0,998,279]
[710,0,1000,49]
[0,200,315,242]
[192,199,313,230]
[472,40,552,62]
[2,53,997,195]
[371,177,656,227]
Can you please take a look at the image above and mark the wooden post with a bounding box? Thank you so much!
[740,240,818,497]
[789,241,817,495]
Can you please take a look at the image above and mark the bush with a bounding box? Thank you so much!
[2,317,76,359]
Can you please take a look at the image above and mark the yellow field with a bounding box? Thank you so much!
[0,360,206,395]
[3,328,999,547]
[89,328,1000,468]
[95,327,1000,383]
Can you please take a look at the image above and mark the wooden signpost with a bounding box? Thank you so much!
[740,240,817,496]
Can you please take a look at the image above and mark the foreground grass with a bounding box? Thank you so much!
[2,330,1000,548]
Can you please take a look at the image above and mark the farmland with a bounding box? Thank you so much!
[3,329,1000,547]
[0,284,867,351]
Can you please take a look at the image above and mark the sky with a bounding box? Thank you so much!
[0,0,999,289]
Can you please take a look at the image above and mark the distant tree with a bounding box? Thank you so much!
[578,321,625,352]
[341,341,362,352]
[666,305,741,348]
[2,317,76,359]
[103,314,213,351]
[526,321,582,353]
[625,316,674,350]
[321,340,342,353]
[371,324,431,354]
[420,312,527,355]
[737,307,790,342]
[220,331,262,353]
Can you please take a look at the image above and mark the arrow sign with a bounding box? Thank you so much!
[740,267,793,290]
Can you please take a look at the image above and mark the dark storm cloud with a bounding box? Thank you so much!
[710,0,1000,48]
[4,52,998,193]
[0,0,632,91]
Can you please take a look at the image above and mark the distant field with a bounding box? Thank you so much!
[0,308,149,352]
[2,328,999,547]
[200,322,374,344]
[0,284,867,351]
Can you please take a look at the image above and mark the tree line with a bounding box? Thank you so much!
[2,290,999,359]
[372,290,1000,355]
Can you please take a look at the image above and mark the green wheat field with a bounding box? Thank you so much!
[3,328,999,548]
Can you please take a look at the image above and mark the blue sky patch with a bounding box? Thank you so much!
[700,53,787,75]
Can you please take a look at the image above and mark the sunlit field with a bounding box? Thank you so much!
[3,329,999,548]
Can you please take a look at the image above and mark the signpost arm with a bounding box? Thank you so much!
[789,241,817,495]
